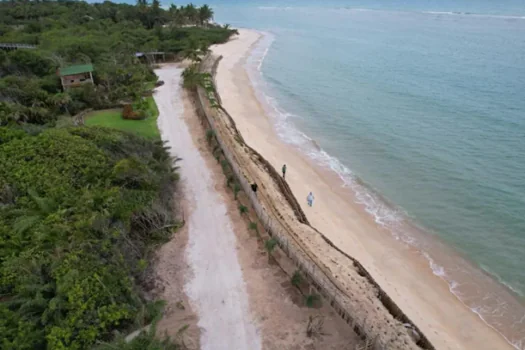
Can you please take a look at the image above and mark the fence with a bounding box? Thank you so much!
[194,55,434,350]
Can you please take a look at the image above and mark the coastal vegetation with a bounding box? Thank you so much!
[0,0,236,126]
[0,127,179,349]
[0,0,236,348]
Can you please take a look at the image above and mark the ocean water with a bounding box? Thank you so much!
[199,1,525,346]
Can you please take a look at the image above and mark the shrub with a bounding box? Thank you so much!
[265,238,278,262]
[291,270,303,287]
[233,183,241,199]
[226,174,235,187]
[206,129,215,143]
[122,104,136,120]
[305,293,320,308]
[238,204,248,215]
[220,159,229,172]
[265,238,278,253]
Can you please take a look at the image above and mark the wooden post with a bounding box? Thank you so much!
[89,71,94,85]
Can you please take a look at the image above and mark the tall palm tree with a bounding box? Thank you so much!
[181,65,203,89]
[198,4,213,26]
[183,4,199,25]
[182,38,202,62]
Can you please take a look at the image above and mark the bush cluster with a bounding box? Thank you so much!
[0,126,179,349]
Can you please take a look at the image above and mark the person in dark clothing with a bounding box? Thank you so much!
[251,182,258,194]
[282,164,287,179]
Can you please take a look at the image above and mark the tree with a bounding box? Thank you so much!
[0,1,236,125]
[150,0,163,28]
[198,4,213,26]
[182,4,198,25]
[181,64,204,89]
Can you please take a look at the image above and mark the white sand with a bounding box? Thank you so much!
[211,29,513,350]
[154,66,261,350]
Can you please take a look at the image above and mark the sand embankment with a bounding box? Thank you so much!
[208,29,513,350]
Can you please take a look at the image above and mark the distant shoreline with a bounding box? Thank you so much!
[211,28,519,349]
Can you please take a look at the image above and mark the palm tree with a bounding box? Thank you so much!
[170,5,186,26]
[181,65,203,89]
[183,4,198,25]
[182,38,203,62]
[198,4,213,26]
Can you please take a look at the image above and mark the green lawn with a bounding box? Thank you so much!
[85,96,160,139]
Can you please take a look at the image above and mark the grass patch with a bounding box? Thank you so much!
[85,98,160,139]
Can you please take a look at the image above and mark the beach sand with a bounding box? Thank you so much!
[211,29,514,350]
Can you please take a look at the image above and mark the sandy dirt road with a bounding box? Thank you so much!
[154,65,261,350]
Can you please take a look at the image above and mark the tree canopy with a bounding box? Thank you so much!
[0,126,180,349]
[0,0,236,126]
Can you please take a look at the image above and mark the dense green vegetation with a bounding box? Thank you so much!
[0,0,236,126]
[0,126,180,349]
[0,1,237,348]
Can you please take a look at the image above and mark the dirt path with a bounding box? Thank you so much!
[154,65,261,350]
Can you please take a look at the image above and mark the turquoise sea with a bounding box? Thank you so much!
[131,0,525,345]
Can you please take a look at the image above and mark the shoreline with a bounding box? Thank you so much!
[241,29,525,348]
[211,29,519,349]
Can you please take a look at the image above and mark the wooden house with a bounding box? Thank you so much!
[58,64,94,90]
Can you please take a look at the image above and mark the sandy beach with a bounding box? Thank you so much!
[210,29,514,350]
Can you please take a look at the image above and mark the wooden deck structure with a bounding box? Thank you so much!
[0,43,37,51]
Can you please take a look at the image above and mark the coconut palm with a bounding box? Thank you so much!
[182,4,198,24]
[198,4,213,26]
[180,65,203,89]
[182,38,203,62]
